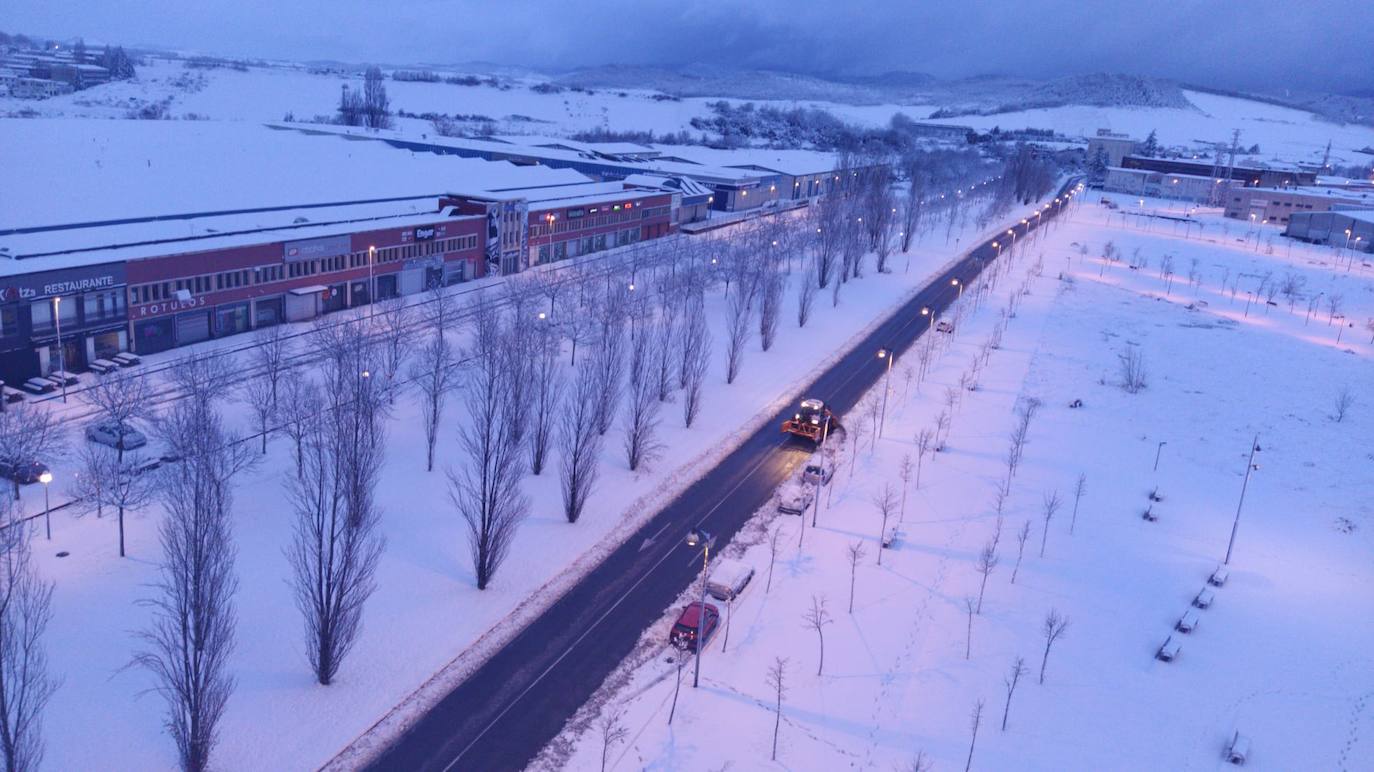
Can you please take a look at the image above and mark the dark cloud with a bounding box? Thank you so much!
[9,0,1371,93]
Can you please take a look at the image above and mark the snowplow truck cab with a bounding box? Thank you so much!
[782,398,841,443]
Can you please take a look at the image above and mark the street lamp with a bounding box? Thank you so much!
[992,240,1002,258]
[877,348,894,438]
[921,306,933,331]
[368,245,376,304]
[951,277,963,299]
[39,471,52,540]
[1223,436,1261,565]
[684,528,713,688]
[1154,440,1167,472]
[53,296,67,403]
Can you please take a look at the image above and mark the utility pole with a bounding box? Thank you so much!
[1223,435,1261,565]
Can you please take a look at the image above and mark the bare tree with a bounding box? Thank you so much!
[679,293,711,428]
[846,540,866,613]
[1038,490,1061,558]
[168,350,232,412]
[239,372,276,454]
[409,331,457,473]
[423,284,458,338]
[0,503,58,772]
[1070,473,1087,534]
[915,428,933,488]
[965,699,984,772]
[758,263,785,352]
[0,405,63,501]
[450,303,529,589]
[1117,345,1148,394]
[559,365,603,524]
[1010,520,1031,584]
[1333,387,1355,423]
[897,455,914,521]
[597,705,628,772]
[138,397,253,772]
[622,327,663,471]
[1001,656,1028,731]
[797,255,820,327]
[528,324,565,475]
[81,371,150,464]
[1327,293,1344,325]
[1039,608,1070,684]
[724,277,755,384]
[802,594,832,675]
[73,443,154,557]
[874,485,897,564]
[765,656,789,761]
[963,596,975,660]
[286,383,386,685]
[975,539,999,613]
[766,523,784,593]
[374,296,412,401]
[250,324,292,414]
[279,375,323,479]
[591,287,628,435]
[900,751,934,772]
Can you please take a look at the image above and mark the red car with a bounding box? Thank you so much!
[669,602,720,652]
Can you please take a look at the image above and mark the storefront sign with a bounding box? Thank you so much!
[0,262,125,301]
[284,234,351,262]
[414,225,436,241]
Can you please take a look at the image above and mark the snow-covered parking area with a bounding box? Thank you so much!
[545,194,1374,771]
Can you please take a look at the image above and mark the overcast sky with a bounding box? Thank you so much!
[9,0,1372,94]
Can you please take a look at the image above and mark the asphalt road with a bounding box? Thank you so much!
[367,180,1080,772]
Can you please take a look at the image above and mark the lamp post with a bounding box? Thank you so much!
[368,245,376,304]
[685,528,713,688]
[951,277,963,300]
[992,240,1001,259]
[53,296,67,403]
[877,348,894,438]
[1154,440,1167,472]
[39,471,52,540]
[1223,436,1260,565]
[921,306,933,332]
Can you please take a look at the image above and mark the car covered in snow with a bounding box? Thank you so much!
[706,559,755,602]
[669,601,720,652]
[776,480,814,515]
[85,420,148,451]
[935,320,955,334]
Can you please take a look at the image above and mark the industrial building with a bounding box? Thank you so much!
[1102,166,1218,202]
[1283,210,1374,251]
[0,120,687,381]
[1223,186,1374,223]
[1120,155,1317,188]
[1087,129,1138,166]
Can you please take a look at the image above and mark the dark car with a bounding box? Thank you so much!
[669,601,720,652]
[0,458,48,485]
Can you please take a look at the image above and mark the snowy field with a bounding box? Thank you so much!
[5,58,1369,167]
[545,194,1374,771]
[18,179,1032,770]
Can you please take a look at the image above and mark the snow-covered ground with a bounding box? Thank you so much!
[21,179,1028,770]
[6,57,1368,167]
[545,194,1374,771]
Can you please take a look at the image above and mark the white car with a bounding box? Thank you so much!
[85,421,148,451]
[935,320,955,334]
[776,480,814,515]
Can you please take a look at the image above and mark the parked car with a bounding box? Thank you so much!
[1,386,24,404]
[0,458,48,485]
[21,378,56,395]
[85,420,148,451]
[801,460,834,486]
[669,601,720,652]
[776,480,814,515]
[706,559,755,602]
[45,370,80,387]
[935,320,955,334]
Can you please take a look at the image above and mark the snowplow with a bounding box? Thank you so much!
[781,398,842,444]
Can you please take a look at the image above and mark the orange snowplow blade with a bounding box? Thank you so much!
[781,419,822,441]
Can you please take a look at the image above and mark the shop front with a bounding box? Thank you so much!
[0,262,128,380]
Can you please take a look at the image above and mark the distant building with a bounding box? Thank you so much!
[1087,129,1138,166]
[1284,210,1374,251]
[1120,155,1316,188]
[1102,166,1217,202]
[8,77,72,99]
[903,122,974,143]
[1223,186,1374,224]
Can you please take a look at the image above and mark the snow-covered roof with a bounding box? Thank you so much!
[649,145,838,177]
[1242,185,1374,202]
[621,173,714,200]
[0,118,594,232]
